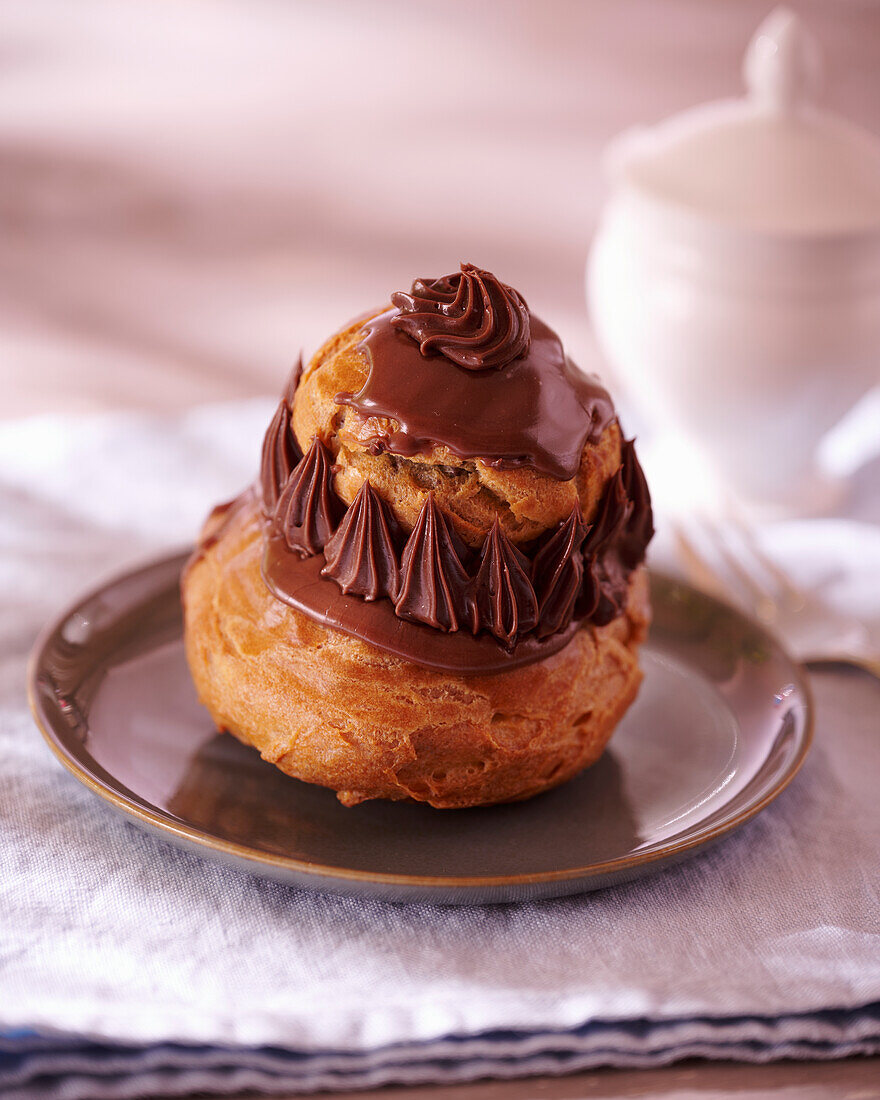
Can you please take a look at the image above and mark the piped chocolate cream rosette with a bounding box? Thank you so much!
[182,265,654,808]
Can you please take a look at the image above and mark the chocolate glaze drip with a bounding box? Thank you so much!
[472,518,539,648]
[395,493,471,632]
[531,505,588,639]
[390,264,530,371]
[321,480,401,601]
[336,293,615,481]
[274,437,342,557]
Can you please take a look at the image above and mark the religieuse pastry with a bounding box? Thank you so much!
[182,264,654,809]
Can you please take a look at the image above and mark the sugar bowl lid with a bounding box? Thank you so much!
[610,7,880,236]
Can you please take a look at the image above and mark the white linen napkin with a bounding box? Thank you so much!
[1,403,878,1098]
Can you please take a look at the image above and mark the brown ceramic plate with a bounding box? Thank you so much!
[28,552,812,905]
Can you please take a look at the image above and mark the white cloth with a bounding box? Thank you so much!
[1,403,879,1098]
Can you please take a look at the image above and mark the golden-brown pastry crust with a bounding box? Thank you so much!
[182,492,650,809]
[291,311,622,549]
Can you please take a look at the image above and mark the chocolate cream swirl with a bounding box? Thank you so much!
[390,263,530,370]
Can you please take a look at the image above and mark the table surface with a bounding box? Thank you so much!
[4,1,879,1096]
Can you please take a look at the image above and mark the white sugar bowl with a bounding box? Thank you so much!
[587,8,880,513]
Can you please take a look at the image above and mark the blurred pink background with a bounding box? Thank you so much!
[2,0,880,418]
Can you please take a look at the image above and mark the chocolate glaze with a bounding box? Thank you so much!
[335,310,615,482]
[321,480,401,602]
[274,437,342,557]
[472,518,539,648]
[394,492,471,632]
[263,527,581,675]
[390,264,530,370]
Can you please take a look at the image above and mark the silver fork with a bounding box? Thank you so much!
[673,514,880,680]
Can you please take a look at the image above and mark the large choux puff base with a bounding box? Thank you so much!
[182,494,650,809]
